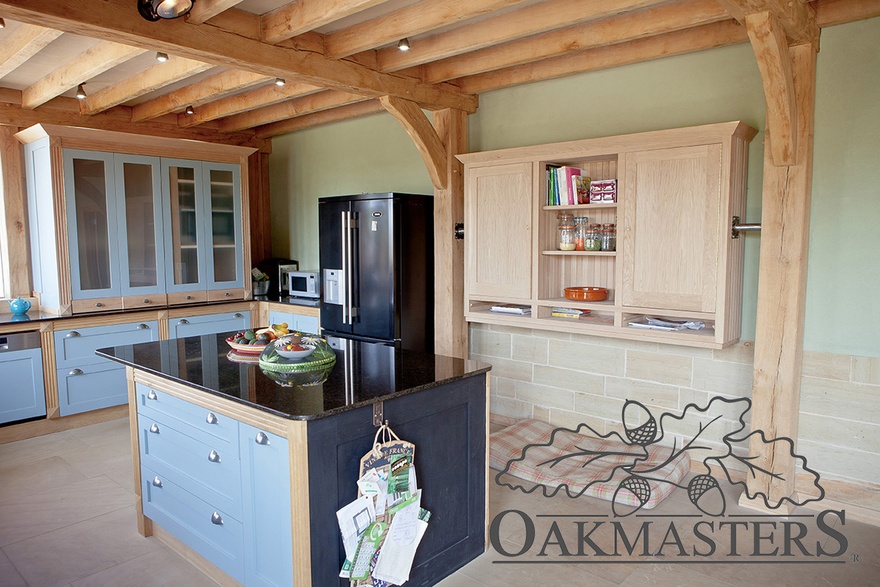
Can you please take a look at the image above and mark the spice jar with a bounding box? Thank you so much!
[584,223,602,251]
[557,212,575,251]
[573,216,589,251]
[601,223,617,251]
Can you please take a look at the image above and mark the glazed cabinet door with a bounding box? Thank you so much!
[620,144,722,313]
[115,155,167,308]
[465,162,533,300]
[203,163,244,292]
[163,159,207,294]
[63,150,121,305]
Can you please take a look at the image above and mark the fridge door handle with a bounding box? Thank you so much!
[340,210,350,325]
[344,210,356,325]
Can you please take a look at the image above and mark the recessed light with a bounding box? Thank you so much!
[275,78,286,87]
[156,52,169,62]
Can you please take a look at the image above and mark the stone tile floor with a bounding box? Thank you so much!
[0,418,877,586]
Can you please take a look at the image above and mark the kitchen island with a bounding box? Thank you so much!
[98,334,490,587]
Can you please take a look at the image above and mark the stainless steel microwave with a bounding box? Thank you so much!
[288,271,321,299]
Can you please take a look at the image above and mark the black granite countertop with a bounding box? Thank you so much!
[96,333,490,421]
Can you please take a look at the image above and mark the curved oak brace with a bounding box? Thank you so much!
[380,95,448,190]
[746,11,797,166]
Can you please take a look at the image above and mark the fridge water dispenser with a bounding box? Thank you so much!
[323,269,342,305]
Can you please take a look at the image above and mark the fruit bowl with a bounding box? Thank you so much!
[226,332,268,355]
[564,286,609,302]
[273,335,317,360]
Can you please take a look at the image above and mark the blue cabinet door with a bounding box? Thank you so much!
[203,162,244,291]
[54,320,160,369]
[0,348,46,424]
[56,362,126,416]
[240,423,293,587]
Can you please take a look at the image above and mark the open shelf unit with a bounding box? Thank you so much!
[459,122,757,349]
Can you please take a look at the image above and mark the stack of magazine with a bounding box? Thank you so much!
[489,304,531,315]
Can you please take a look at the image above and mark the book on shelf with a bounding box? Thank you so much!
[550,306,592,319]
[571,175,591,205]
[547,165,585,206]
[489,304,531,315]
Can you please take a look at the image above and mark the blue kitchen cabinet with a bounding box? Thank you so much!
[168,311,249,339]
[240,423,293,587]
[268,309,319,335]
[0,345,46,425]
[54,320,159,416]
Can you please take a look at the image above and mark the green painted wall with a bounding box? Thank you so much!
[269,17,879,357]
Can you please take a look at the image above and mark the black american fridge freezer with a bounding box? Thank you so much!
[318,193,434,353]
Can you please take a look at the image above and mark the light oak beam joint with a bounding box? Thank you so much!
[746,11,797,166]
[379,95,449,190]
[718,0,819,46]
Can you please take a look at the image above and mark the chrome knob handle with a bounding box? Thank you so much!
[137,323,149,329]
[224,292,231,297]
[143,299,151,304]
[185,295,193,300]
[208,450,221,463]
[147,390,158,400]
[152,476,163,488]
[233,313,242,318]
[178,319,189,325]
[149,423,160,434]
[65,331,81,338]
[68,369,83,376]
[206,412,218,425]
[255,432,270,446]
[211,512,223,525]
[95,302,104,307]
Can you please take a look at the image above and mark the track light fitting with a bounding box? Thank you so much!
[0,18,6,29]
[156,52,169,62]
[275,78,286,87]
[185,105,195,115]
[76,84,87,100]
[397,38,410,51]
[138,0,194,22]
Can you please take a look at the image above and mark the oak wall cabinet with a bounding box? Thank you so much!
[458,122,757,349]
[17,125,255,316]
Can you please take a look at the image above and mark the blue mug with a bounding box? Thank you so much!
[8,297,31,316]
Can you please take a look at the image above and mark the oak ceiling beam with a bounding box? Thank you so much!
[745,11,798,166]
[379,95,448,190]
[255,100,386,138]
[0,24,63,79]
[325,0,529,60]
[220,90,367,132]
[419,0,730,83]
[22,41,146,110]
[262,0,387,44]
[186,0,245,25]
[0,89,265,149]
[80,58,214,115]
[131,70,271,122]
[718,0,819,45]
[177,81,324,127]
[376,0,665,72]
[0,0,477,113]
[457,19,748,94]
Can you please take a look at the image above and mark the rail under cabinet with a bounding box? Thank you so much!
[98,334,490,586]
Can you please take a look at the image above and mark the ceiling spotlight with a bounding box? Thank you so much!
[156,52,169,62]
[397,38,410,51]
[138,0,194,22]
[275,78,286,87]
[0,18,6,29]
[185,105,195,115]
[76,84,87,100]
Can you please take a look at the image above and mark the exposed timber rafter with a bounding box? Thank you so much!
[717,0,819,45]
[0,0,477,114]
[379,95,448,190]
[186,0,245,25]
[261,0,387,44]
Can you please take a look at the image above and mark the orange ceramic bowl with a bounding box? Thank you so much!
[564,286,609,302]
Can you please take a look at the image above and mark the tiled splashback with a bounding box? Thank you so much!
[471,323,880,488]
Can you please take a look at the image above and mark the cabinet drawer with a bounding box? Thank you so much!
[136,384,238,448]
[207,289,245,302]
[70,298,124,314]
[122,294,168,310]
[142,465,244,583]
[56,363,126,417]
[0,347,46,424]
[167,291,208,305]
[54,320,160,369]
[168,312,249,339]
[139,412,242,520]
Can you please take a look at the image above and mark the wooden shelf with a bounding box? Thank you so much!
[542,250,616,257]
